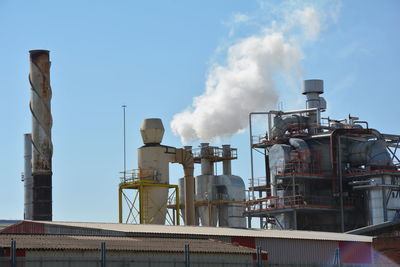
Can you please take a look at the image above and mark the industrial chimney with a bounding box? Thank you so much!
[28,50,53,221]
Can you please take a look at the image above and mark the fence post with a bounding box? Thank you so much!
[184,243,190,267]
[10,240,16,267]
[256,246,262,267]
[101,242,106,267]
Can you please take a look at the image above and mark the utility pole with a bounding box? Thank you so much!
[122,105,127,181]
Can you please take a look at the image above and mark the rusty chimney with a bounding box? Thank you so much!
[29,50,53,221]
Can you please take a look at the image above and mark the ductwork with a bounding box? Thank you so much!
[271,115,309,139]
[348,139,393,167]
[174,148,195,226]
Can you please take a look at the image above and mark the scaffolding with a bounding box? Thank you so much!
[118,169,180,225]
[191,146,238,163]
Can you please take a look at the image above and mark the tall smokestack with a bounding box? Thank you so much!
[29,50,53,221]
[23,134,33,219]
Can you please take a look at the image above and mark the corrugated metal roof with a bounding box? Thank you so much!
[0,220,20,232]
[346,220,400,236]
[5,221,372,243]
[0,234,255,254]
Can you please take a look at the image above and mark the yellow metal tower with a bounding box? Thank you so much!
[118,169,180,225]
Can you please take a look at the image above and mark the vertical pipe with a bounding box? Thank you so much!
[222,145,232,175]
[338,136,344,232]
[200,143,213,175]
[24,134,33,219]
[175,185,180,225]
[382,176,388,221]
[29,50,53,221]
[249,114,255,201]
[264,152,270,196]
[267,113,272,140]
[122,105,127,181]
[183,163,195,226]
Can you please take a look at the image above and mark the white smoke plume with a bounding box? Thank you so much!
[171,5,322,144]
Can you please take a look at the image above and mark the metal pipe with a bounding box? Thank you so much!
[122,105,127,181]
[174,149,195,226]
[338,136,344,232]
[222,145,231,175]
[353,184,400,190]
[29,49,53,221]
[24,133,33,220]
[354,120,368,129]
[269,107,319,115]
[249,113,256,201]
[200,143,213,175]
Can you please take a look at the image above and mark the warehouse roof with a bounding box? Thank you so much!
[0,234,256,254]
[0,220,20,232]
[1,221,372,243]
[347,220,400,236]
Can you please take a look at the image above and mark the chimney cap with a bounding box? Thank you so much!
[302,79,324,95]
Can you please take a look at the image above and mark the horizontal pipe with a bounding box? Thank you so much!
[268,108,319,115]
[353,184,400,190]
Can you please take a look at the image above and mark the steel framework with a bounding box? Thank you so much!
[118,169,180,225]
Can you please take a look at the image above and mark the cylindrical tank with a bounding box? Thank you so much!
[303,79,324,110]
[200,143,213,175]
[138,118,169,224]
[196,174,218,226]
[196,143,217,226]
[302,79,326,126]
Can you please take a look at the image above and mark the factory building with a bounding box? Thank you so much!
[1,220,373,265]
[14,51,400,266]
[0,233,258,267]
[246,79,400,232]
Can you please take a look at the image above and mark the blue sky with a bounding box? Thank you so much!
[1,0,399,223]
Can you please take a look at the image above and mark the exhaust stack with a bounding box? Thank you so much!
[29,50,53,221]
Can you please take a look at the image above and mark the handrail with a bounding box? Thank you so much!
[119,169,159,183]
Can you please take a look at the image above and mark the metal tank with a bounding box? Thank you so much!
[216,145,246,228]
[196,143,218,226]
[137,119,170,224]
[136,119,196,225]
[189,144,246,228]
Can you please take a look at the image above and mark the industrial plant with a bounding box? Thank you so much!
[245,79,400,232]
[1,50,400,266]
